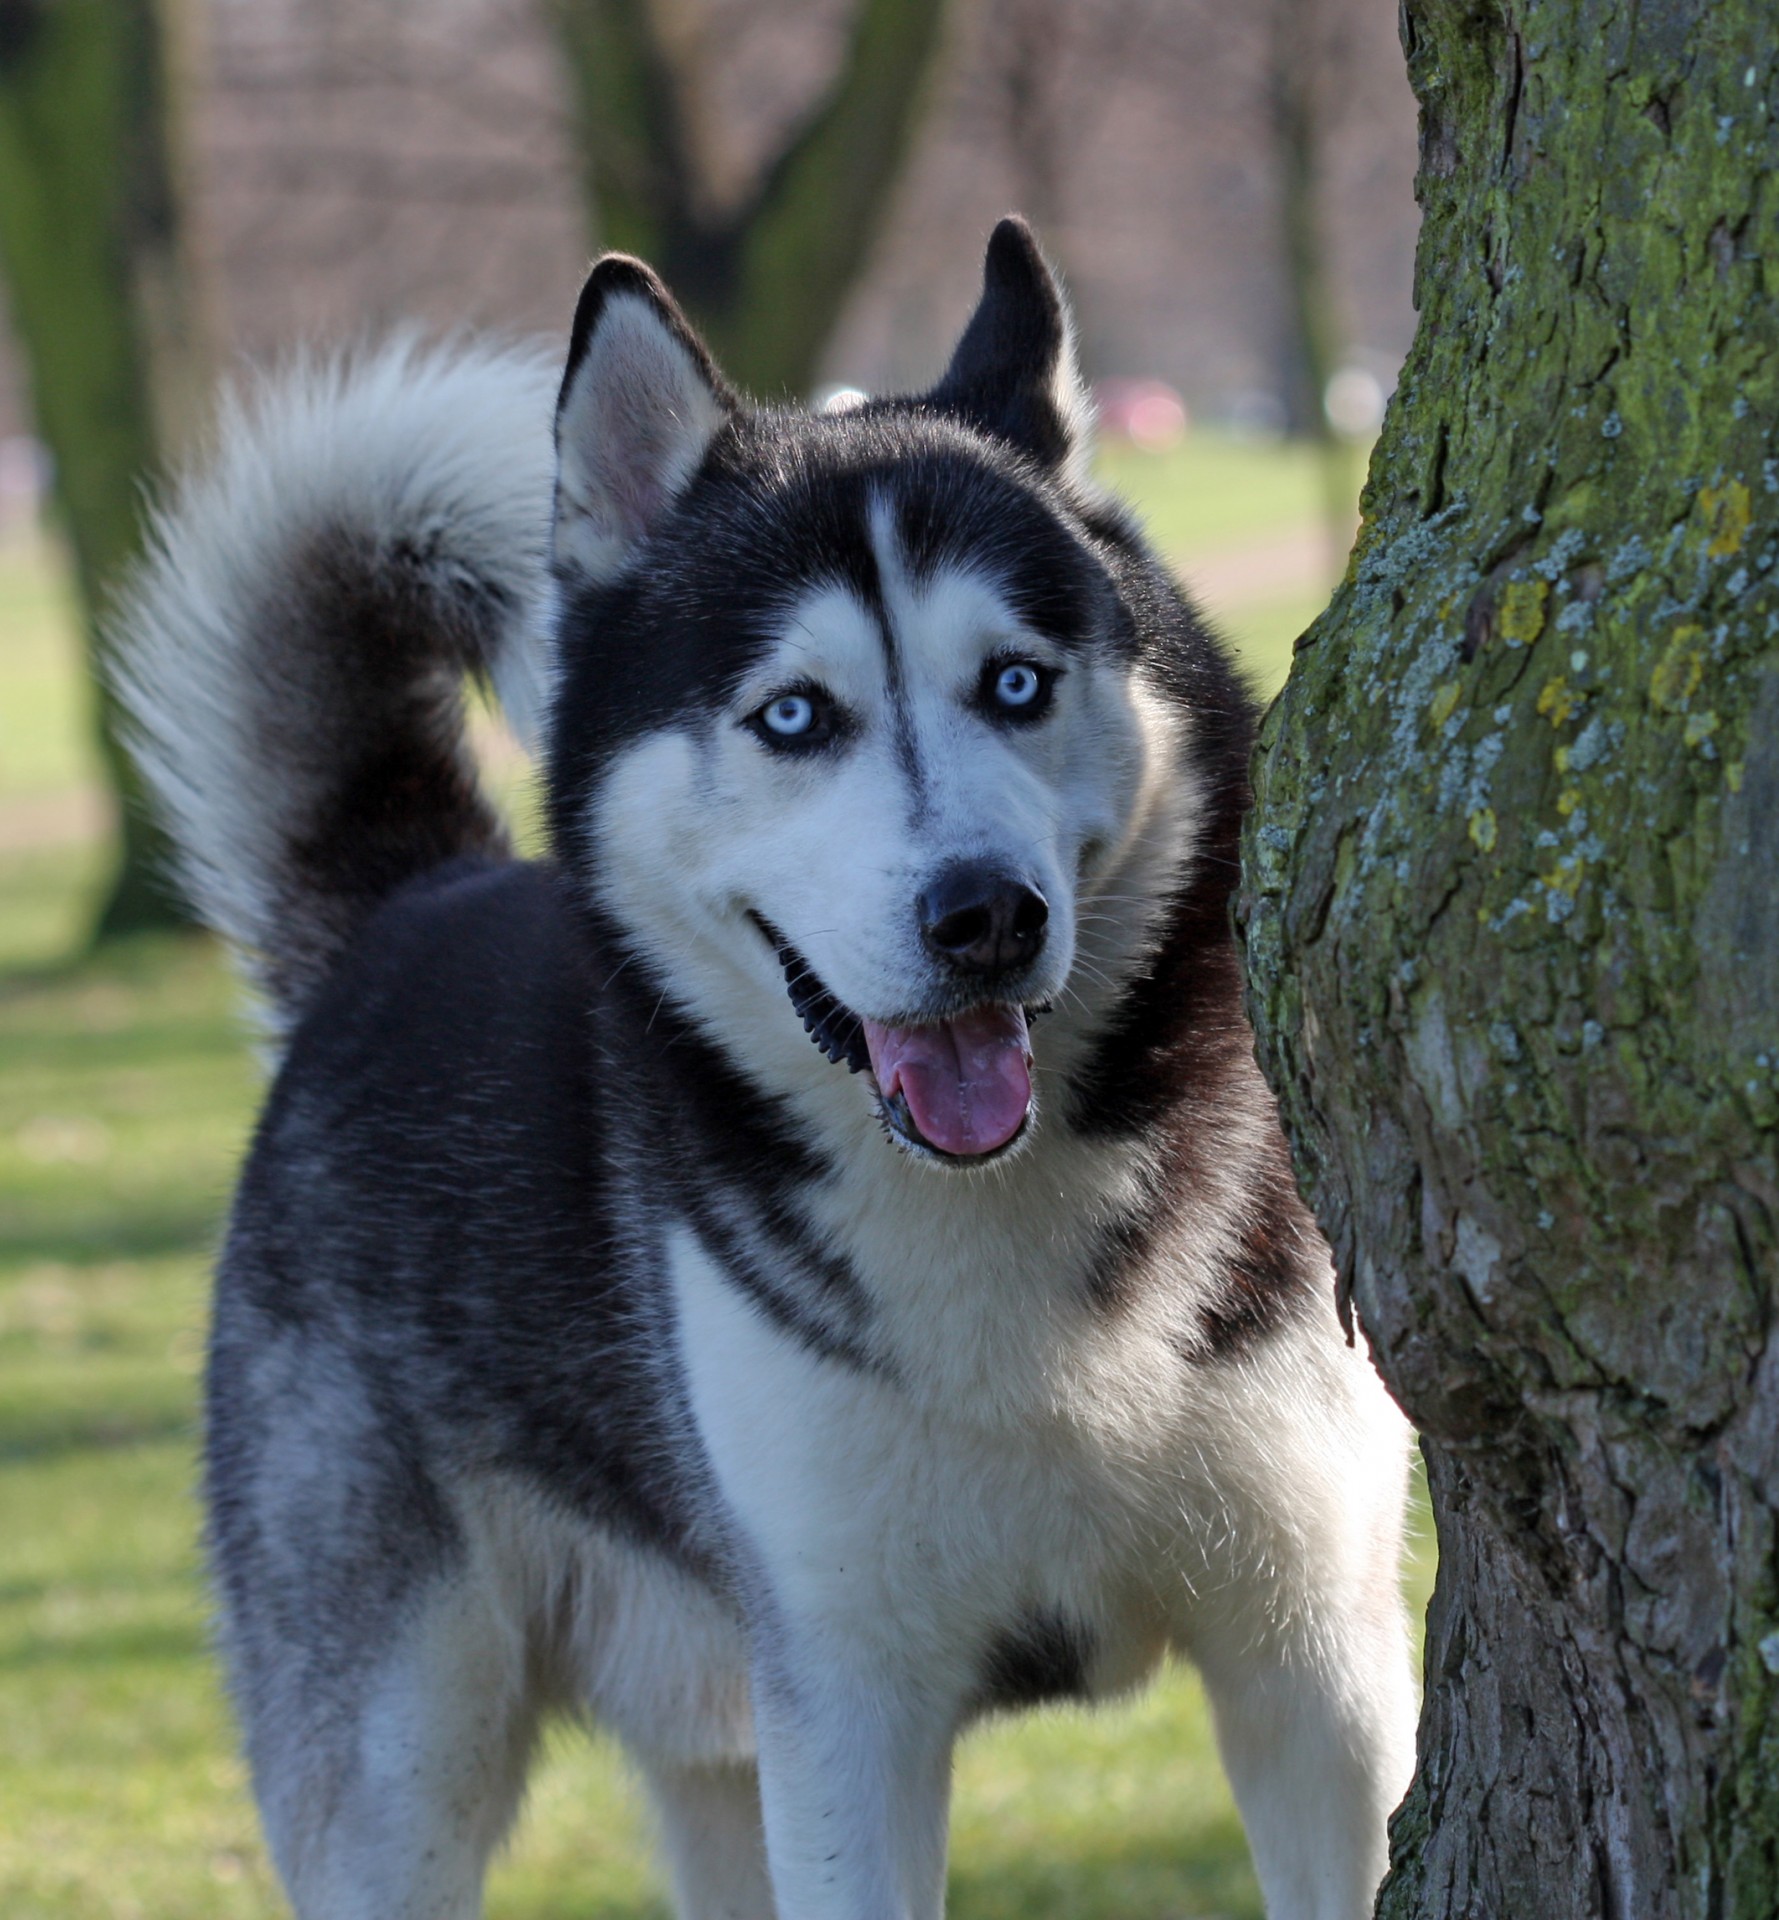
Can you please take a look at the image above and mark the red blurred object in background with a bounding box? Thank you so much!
[1092,378,1188,450]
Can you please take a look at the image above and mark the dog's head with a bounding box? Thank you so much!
[546,219,1234,1167]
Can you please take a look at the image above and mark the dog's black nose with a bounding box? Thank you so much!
[919,864,1048,976]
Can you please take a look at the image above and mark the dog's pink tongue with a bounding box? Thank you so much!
[862,1006,1033,1157]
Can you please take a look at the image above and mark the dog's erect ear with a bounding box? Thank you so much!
[553,256,736,580]
[926,217,1091,480]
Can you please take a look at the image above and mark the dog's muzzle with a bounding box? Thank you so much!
[753,915,1037,1163]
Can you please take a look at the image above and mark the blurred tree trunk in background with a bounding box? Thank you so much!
[1240,0,1778,1913]
[547,0,947,396]
[0,0,209,940]
[1267,0,1339,444]
[1267,0,1360,576]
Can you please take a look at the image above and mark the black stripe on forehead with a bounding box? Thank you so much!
[691,418,1110,652]
[885,459,1109,646]
[852,496,931,816]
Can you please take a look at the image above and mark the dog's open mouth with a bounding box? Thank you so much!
[757,919,1034,1162]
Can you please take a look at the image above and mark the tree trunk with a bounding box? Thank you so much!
[1267,0,1341,444]
[0,0,208,939]
[1237,3,1779,1915]
[1267,0,1359,580]
[548,0,948,396]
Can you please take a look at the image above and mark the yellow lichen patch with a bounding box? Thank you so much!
[1428,681,1463,730]
[1498,578,1550,646]
[1557,787,1582,816]
[1650,627,1705,711]
[1684,710,1720,748]
[1468,807,1498,852]
[1541,857,1584,898]
[1536,677,1578,727]
[1728,762,1745,793]
[1698,480,1751,558]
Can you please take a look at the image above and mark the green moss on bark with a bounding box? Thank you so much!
[1239,2,1779,1912]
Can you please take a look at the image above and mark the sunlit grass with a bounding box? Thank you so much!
[0,438,1413,1918]
[0,919,267,1920]
[0,544,95,803]
[1098,433,1364,558]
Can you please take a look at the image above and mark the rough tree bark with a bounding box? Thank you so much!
[547,0,947,396]
[1238,3,1777,1915]
[0,0,208,938]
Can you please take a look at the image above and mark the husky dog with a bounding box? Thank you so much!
[117,219,1415,1920]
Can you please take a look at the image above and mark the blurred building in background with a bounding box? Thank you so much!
[0,0,1416,460]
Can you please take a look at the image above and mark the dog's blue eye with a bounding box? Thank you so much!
[995,664,1043,707]
[764,695,815,736]
[981,659,1055,723]
[750,688,846,751]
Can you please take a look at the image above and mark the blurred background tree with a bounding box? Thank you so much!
[0,0,1415,950]
[545,0,948,395]
[0,0,211,938]
[0,0,1420,952]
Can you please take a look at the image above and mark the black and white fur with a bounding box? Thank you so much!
[117,220,1415,1920]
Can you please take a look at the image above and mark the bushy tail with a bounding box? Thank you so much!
[111,337,558,1030]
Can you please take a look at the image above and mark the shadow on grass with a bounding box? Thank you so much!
[0,1615,205,1673]
[0,1002,247,1079]
[498,1844,1258,1920]
[500,1897,670,1920]
[948,1826,1259,1920]
[0,925,211,993]
[0,1556,199,1609]
[0,1405,196,1465]
[507,1836,1262,1920]
[0,1207,225,1269]
[0,956,85,1000]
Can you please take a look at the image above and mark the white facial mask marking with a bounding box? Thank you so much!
[589,490,1197,1099]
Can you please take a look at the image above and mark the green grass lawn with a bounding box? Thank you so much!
[0,433,1425,1919]
[1098,435,1363,560]
[0,546,90,801]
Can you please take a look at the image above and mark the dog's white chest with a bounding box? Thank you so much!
[669,1223,1189,1705]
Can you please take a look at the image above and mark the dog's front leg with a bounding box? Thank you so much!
[748,1628,954,1920]
[1186,1594,1415,1920]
